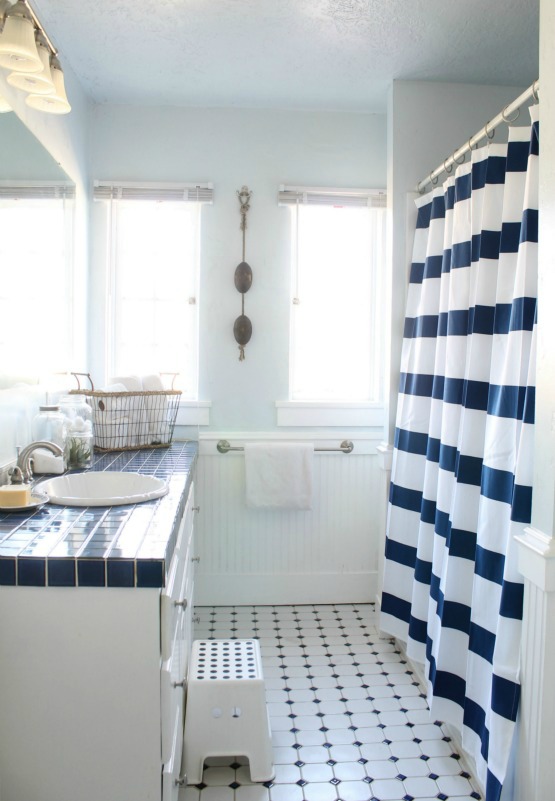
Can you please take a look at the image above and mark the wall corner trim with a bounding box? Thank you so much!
[515,526,555,592]
[376,441,394,471]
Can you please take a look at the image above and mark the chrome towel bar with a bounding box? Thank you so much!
[216,439,354,454]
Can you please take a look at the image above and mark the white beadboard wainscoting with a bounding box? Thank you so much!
[194,432,383,606]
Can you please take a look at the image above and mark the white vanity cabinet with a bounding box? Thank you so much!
[0,482,197,801]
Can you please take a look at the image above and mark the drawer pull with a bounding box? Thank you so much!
[172,680,186,689]
[191,556,200,564]
[174,598,188,609]
[192,506,200,512]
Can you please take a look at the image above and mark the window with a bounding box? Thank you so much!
[281,187,386,403]
[0,183,74,379]
[95,182,212,400]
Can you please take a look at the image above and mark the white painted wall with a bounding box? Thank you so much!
[88,106,387,433]
[513,2,555,799]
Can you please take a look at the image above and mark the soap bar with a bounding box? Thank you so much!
[0,485,31,507]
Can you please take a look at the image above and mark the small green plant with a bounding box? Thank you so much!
[67,436,92,468]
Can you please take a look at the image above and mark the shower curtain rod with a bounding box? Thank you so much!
[417,79,539,194]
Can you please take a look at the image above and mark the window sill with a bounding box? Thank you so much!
[276,401,385,428]
[175,400,211,426]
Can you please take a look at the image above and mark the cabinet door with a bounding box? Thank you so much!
[179,530,195,675]
[162,712,184,801]
[161,483,195,660]
[161,617,185,765]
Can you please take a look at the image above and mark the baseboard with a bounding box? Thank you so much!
[195,571,377,606]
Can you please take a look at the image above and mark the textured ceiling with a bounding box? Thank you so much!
[32,0,539,111]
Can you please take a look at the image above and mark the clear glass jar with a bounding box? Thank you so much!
[32,405,68,449]
[65,431,94,469]
[59,395,94,469]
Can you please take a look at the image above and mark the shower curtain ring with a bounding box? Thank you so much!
[443,158,453,175]
[485,120,495,139]
[501,105,520,123]
[430,172,438,186]
[532,81,539,103]
[454,150,466,165]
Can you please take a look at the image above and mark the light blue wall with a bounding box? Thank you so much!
[89,106,388,432]
[0,113,68,180]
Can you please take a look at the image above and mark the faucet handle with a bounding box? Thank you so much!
[8,466,25,485]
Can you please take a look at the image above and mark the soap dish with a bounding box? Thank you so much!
[0,490,50,513]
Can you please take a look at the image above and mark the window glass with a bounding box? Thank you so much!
[290,203,386,401]
[109,200,200,398]
[0,198,72,377]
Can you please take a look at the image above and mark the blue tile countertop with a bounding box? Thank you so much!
[0,441,197,589]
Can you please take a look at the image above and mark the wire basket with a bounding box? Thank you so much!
[71,388,182,452]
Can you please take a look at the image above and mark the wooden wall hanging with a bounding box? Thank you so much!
[233,185,253,361]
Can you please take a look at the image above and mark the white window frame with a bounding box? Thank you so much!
[94,181,212,413]
[278,185,387,428]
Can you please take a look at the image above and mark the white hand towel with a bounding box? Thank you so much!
[31,448,65,474]
[245,442,313,510]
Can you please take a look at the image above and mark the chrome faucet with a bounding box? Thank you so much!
[10,441,64,484]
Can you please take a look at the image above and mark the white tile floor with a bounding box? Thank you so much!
[181,604,482,801]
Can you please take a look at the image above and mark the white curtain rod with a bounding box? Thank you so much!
[417,79,539,194]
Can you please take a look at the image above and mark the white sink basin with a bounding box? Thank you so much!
[38,472,168,507]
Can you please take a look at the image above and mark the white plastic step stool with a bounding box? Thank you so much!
[183,639,274,784]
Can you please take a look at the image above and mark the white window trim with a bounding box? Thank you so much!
[276,401,385,428]
[278,185,386,208]
[93,180,213,203]
[175,400,211,427]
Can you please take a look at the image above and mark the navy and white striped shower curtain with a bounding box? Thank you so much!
[381,106,539,801]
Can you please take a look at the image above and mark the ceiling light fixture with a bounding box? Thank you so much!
[0,0,71,113]
[7,33,53,93]
[0,0,40,72]
[27,56,70,113]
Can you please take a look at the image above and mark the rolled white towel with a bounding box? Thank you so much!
[94,415,130,450]
[141,374,164,391]
[110,375,142,392]
[141,374,169,442]
[97,383,129,414]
